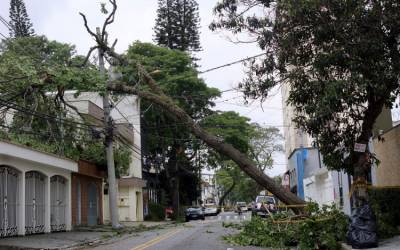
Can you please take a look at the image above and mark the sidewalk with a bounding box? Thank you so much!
[0,221,172,250]
[342,235,400,250]
[0,231,107,250]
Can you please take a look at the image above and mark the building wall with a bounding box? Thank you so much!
[373,125,400,186]
[0,155,71,235]
[71,174,103,226]
[65,92,144,222]
[281,83,313,159]
[104,186,144,222]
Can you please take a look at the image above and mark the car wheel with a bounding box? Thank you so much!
[185,217,190,222]
[201,216,205,220]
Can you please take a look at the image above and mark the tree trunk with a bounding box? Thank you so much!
[218,181,236,207]
[108,83,305,208]
[165,144,180,219]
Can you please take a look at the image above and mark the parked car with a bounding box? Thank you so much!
[251,195,277,217]
[204,205,219,216]
[185,206,205,222]
[235,201,248,213]
[165,207,174,219]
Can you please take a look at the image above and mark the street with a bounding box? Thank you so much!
[88,212,264,250]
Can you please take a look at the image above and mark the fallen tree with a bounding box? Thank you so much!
[108,75,304,207]
[79,0,305,209]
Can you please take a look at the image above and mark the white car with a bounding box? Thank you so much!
[236,202,248,212]
[204,206,218,216]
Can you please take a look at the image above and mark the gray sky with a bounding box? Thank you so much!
[0,0,286,176]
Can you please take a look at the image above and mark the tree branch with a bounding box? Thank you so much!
[102,0,117,42]
[108,83,305,207]
[79,12,98,41]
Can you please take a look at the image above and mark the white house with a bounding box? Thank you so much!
[0,140,77,237]
[65,92,145,222]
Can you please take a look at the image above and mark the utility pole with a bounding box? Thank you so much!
[97,27,121,229]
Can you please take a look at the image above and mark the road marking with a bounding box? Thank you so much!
[131,229,183,250]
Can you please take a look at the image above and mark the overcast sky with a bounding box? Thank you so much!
[0,0,286,176]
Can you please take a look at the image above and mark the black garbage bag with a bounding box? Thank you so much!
[346,204,378,249]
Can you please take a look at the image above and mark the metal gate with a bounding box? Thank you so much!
[25,171,45,235]
[0,166,19,237]
[87,182,98,226]
[50,175,66,232]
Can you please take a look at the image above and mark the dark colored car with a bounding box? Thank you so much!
[185,207,205,222]
[251,195,277,217]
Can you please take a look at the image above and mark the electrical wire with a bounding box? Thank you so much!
[198,53,266,74]
[0,97,103,129]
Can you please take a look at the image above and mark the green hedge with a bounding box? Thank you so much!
[369,188,400,238]
[144,202,165,221]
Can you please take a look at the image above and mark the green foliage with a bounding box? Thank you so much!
[202,111,254,154]
[369,188,400,238]
[203,112,283,204]
[79,142,131,178]
[121,42,219,207]
[154,0,201,52]
[225,203,349,250]
[0,36,132,175]
[145,202,165,221]
[211,0,400,174]
[9,0,35,37]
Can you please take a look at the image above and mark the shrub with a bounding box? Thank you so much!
[224,203,348,250]
[145,202,165,221]
[369,188,400,238]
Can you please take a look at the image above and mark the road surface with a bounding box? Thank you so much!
[88,212,265,250]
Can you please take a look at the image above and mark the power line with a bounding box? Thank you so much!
[0,97,103,130]
[198,53,266,74]
[0,31,7,39]
[0,15,11,29]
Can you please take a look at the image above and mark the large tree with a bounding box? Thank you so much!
[80,0,305,210]
[121,42,219,215]
[9,0,35,37]
[210,0,400,206]
[154,0,201,52]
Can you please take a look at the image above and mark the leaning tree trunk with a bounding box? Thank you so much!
[108,83,305,209]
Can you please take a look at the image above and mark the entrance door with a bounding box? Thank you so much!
[25,171,45,235]
[87,182,98,226]
[50,175,66,232]
[0,166,19,237]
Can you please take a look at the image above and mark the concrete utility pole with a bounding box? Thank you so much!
[97,27,121,229]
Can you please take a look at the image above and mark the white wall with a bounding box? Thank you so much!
[0,141,77,235]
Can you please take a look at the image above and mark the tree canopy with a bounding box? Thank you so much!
[120,42,219,207]
[154,0,201,52]
[211,0,400,176]
[0,36,130,174]
[9,0,35,37]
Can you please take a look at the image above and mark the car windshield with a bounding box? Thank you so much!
[237,202,246,206]
[256,196,275,204]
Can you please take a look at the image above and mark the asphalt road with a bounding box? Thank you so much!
[89,212,266,250]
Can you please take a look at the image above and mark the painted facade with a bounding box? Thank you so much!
[0,140,77,237]
[371,123,400,187]
[71,160,106,226]
[65,92,145,222]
